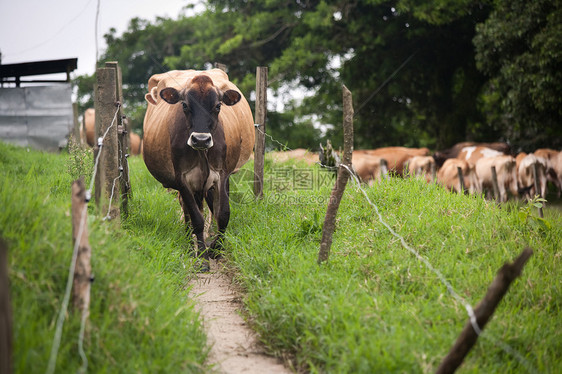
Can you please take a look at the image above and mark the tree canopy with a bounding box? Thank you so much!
[74,0,561,152]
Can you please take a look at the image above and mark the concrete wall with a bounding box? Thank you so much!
[0,84,73,151]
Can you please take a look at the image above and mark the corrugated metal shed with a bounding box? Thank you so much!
[0,85,74,151]
[0,58,77,151]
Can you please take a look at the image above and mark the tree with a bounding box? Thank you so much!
[473,0,562,151]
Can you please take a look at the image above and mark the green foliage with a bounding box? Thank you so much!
[73,0,561,156]
[1,142,208,373]
[474,0,562,150]
[227,159,562,372]
[65,137,93,180]
[518,196,551,231]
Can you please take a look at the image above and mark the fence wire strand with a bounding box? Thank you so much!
[46,204,88,374]
[338,163,537,373]
[46,104,121,374]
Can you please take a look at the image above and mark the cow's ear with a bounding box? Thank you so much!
[160,87,180,104]
[221,90,241,106]
[145,87,159,105]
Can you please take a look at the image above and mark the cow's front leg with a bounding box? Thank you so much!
[209,176,230,253]
[179,187,210,272]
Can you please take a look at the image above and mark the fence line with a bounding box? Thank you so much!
[46,103,121,374]
[46,204,88,374]
[253,121,536,372]
[341,164,536,373]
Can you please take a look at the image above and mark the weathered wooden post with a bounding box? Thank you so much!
[318,85,353,264]
[105,61,130,217]
[254,66,268,199]
[437,248,533,374]
[94,66,120,220]
[380,159,389,180]
[0,238,12,374]
[532,163,544,218]
[71,178,92,314]
[491,166,500,201]
[431,162,437,183]
[457,167,465,193]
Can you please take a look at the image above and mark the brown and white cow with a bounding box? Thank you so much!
[437,158,479,194]
[517,153,547,200]
[475,155,518,202]
[457,146,504,166]
[355,147,430,177]
[407,155,436,182]
[433,141,511,167]
[142,69,254,271]
[534,148,561,197]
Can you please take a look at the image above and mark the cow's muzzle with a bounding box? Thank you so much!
[188,132,214,150]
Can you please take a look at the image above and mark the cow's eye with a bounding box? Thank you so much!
[214,103,221,113]
[182,102,188,111]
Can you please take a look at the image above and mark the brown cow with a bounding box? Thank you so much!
[437,158,479,194]
[81,108,142,155]
[407,155,436,182]
[355,147,430,177]
[457,146,504,166]
[142,69,254,271]
[351,151,385,185]
[475,155,518,202]
[83,108,95,147]
[517,153,547,199]
[433,141,511,167]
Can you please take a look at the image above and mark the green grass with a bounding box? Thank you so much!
[3,142,560,373]
[225,159,561,373]
[1,141,208,373]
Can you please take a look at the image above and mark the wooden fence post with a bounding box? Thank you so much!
[457,167,465,193]
[437,248,533,374]
[431,162,437,182]
[254,66,268,199]
[105,61,130,217]
[532,163,544,218]
[380,159,389,180]
[94,67,120,220]
[489,166,500,200]
[71,178,92,314]
[0,237,12,374]
[318,85,353,264]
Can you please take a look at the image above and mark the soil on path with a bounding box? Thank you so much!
[188,259,292,374]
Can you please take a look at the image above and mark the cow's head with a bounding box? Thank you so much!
[158,75,241,150]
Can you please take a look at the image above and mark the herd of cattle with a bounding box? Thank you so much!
[270,142,562,202]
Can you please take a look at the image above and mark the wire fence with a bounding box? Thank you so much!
[46,104,121,374]
[259,127,537,373]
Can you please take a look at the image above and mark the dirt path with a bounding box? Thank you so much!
[188,259,292,374]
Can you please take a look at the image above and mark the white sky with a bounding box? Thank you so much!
[0,0,202,80]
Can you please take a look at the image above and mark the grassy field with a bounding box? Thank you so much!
[2,141,561,373]
[1,141,208,373]
[225,158,561,373]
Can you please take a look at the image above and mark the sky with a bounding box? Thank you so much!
[0,0,202,80]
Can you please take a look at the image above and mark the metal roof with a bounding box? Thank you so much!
[0,58,78,86]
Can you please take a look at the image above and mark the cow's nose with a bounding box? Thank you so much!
[188,132,214,150]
